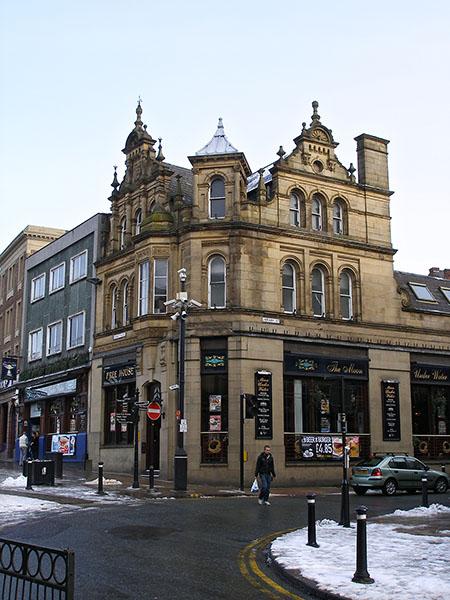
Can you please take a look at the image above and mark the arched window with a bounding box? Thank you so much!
[208,256,226,308]
[111,285,118,328]
[311,195,323,231]
[282,263,296,313]
[340,270,353,320]
[135,209,142,235]
[290,192,301,227]
[119,217,127,249]
[209,177,226,219]
[311,267,325,317]
[122,281,129,325]
[333,200,345,235]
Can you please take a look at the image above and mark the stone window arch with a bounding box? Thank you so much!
[119,217,127,249]
[282,262,297,313]
[290,190,305,228]
[135,209,142,235]
[209,177,226,219]
[332,198,347,235]
[208,255,226,308]
[311,193,326,231]
[311,266,326,317]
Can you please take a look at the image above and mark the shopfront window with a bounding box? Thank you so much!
[412,386,449,435]
[104,383,135,446]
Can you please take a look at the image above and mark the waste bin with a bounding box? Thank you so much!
[30,460,55,486]
[45,452,63,478]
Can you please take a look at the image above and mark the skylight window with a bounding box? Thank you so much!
[408,283,436,302]
[440,287,450,303]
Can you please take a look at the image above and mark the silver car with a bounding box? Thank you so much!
[351,454,449,496]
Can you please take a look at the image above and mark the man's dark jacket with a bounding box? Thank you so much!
[255,452,276,477]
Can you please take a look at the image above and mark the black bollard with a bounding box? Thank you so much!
[306,493,319,548]
[352,506,374,584]
[421,476,429,508]
[26,460,33,490]
[148,465,155,492]
[97,462,106,496]
[441,465,446,473]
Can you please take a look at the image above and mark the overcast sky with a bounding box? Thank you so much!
[1,0,449,275]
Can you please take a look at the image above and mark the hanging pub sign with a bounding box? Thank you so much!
[103,364,136,386]
[411,364,450,385]
[255,370,272,440]
[381,380,401,441]
[202,351,227,372]
[284,354,368,380]
[1,357,17,381]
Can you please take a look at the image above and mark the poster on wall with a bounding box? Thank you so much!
[381,380,401,441]
[255,371,273,440]
[51,434,76,455]
[299,435,360,459]
[209,415,222,431]
[209,395,222,412]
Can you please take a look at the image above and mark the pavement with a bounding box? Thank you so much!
[2,460,448,600]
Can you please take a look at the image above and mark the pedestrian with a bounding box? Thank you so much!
[255,445,276,505]
[18,432,28,466]
[30,431,39,460]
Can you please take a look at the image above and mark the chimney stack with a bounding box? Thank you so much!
[354,134,390,191]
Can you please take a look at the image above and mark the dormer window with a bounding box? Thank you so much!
[440,287,450,303]
[312,194,323,231]
[409,283,436,302]
[209,177,225,219]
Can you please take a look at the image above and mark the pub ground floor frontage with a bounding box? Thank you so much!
[89,334,450,486]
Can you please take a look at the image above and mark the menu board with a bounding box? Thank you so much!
[255,371,272,440]
[381,381,401,441]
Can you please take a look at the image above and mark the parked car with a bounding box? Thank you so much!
[351,454,449,496]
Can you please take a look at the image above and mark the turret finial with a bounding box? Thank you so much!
[156,137,165,162]
[135,97,143,127]
[277,145,286,159]
[311,100,320,123]
[111,165,119,194]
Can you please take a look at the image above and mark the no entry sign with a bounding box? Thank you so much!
[146,401,161,421]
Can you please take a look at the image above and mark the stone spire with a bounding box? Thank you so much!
[123,99,156,155]
[156,138,165,162]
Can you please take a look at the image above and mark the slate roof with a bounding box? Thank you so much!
[164,162,193,204]
[395,271,450,316]
[195,118,238,155]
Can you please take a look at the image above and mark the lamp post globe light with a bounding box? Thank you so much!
[164,268,201,491]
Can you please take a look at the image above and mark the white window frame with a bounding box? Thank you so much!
[122,281,129,324]
[111,285,118,329]
[69,250,88,283]
[312,196,323,231]
[312,267,326,317]
[31,273,46,302]
[47,320,63,356]
[120,217,127,249]
[67,311,85,349]
[282,263,296,313]
[208,256,226,308]
[290,193,301,227]
[153,258,168,314]
[209,177,226,219]
[135,209,142,235]
[49,262,66,294]
[440,287,450,303]
[28,328,43,361]
[138,260,150,316]
[333,201,344,235]
[339,271,353,320]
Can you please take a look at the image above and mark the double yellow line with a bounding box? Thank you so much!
[238,529,305,599]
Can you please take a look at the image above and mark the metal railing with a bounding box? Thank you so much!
[0,538,74,600]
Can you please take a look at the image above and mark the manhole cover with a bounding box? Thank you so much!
[109,526,178,540]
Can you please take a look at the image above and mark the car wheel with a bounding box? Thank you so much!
[434,477,448,494]
[382,478,397,496]
[353,487,368,496]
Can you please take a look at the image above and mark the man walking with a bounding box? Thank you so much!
[18,432,28,466]
[255,445,276,505]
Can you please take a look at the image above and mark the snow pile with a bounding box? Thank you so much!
[271,504,450,600]
[83,478,122,486]
[0,475,27,488]
[0,494,78,527]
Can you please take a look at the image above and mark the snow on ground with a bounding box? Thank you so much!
[271,504,450,600]
[0,494,79,528]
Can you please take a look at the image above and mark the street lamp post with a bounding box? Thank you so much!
[132,389,140,489]
[339,378,350,527]
[164,268,201,491]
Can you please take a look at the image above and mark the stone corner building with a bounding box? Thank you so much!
[92,101,450,484]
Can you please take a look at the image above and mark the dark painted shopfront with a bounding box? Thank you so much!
[21,372,88,463]
[103,363,136,447]
[411,361,450,459]
[283,343,370,463]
